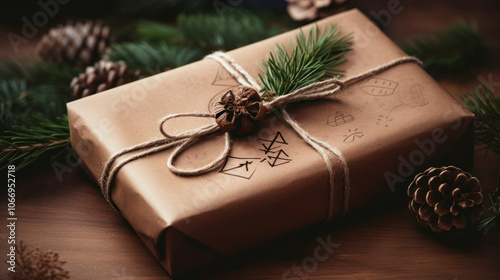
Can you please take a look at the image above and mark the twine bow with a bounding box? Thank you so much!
[100,51,421,220]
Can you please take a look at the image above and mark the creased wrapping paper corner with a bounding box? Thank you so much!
[67,9,474,277]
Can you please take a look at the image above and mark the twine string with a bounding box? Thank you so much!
[100,51,421,219]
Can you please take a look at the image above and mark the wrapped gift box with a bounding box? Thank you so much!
[67,9,474,277]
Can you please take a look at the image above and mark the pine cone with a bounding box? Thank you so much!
[492,187,500,205]
[36,20,113,67]
[408,166,484,232]
[70,61,139,99]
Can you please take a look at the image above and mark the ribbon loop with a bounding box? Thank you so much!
[167,132,232,176]
[159,113,218,139]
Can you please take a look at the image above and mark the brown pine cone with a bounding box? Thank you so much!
[492,187,500,204]
[70,61,139,99]
[408,166,484,233]
[36,20,113,67]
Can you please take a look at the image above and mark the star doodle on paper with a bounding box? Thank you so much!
[263,149,292,167]
[258,131,292,167]
[376,114,393,127]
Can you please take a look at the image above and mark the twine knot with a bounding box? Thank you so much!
[214,86,267,135]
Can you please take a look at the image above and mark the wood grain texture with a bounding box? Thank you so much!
[1,1,500,279]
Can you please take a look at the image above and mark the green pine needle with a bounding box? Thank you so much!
[477,179,500,236]
[477,215,499,236]
[0,56,82,86]
[0,115,70,170]
[462,84,500,154]
[259,24,352,97]
[178,11,281,51]
[105,41,199,75]
[135,21,184,44]
[0,80,70,131]
[399,20,488,74]
[462,85,500,236]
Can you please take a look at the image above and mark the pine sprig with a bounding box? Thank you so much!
[462,85,500,235]
[399,20,488,74]
[0,80,70,131]
[135,21,184,44]
[0,56,81,86]
[477,171,500,236]
[259,24,352,96]
[0,115,70,170]
[178,11,281,51]
[106,41,199,75]
[462,84,500,154]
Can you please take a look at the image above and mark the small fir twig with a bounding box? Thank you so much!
[178,11,281,51]
[477,171,500,235]
[462,84,500,235]
[462,84,500,154]
[0,80,70,131]
[0,115,70,170]
[0,56,82,86]
[259,24,352,96]
[10,241,69,280]
[399,20,488,74]
[105,41,199,75]
[134,20,184,44]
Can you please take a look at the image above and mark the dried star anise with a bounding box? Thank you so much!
[214,86,267,135]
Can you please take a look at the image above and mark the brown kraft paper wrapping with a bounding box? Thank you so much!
[67,9,474,277]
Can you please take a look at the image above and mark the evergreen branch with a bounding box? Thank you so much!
[0,56,82,86]
[259,24,352,96]
[477,171,500,236]
[134,21,184,44]
[463,85,500,235]
[461,84,500,154]
[178,11,281,51]
[477,215,499,236]
[0,80,70,131]
[399,20,488,74]
[105,41,199,75]
[0,115,70,170]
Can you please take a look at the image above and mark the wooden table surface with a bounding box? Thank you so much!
[1,1,500,279]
